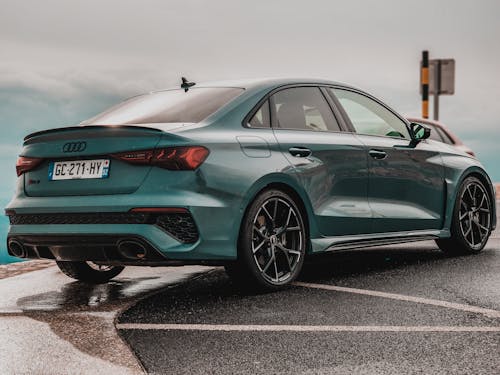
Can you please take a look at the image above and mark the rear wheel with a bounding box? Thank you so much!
[226,189,307,290]
[436,177,492,255]
[56,261,124,283]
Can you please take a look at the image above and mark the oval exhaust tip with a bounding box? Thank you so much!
[8,240,26,258]
[117,240,147,260]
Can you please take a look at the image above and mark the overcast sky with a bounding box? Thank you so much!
[2,0,500,123]
[0,0,499,260]
[1,0,499,182]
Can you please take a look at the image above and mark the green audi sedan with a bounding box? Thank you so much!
[5,78,496,289]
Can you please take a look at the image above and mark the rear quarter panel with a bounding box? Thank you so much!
[175,124,320,257]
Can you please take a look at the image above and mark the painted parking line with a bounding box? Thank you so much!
[116,323,500,333]
[293,281,500,319]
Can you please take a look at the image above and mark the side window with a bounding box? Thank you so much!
[272,87,341,132]
[248,99,271,128]
[331,88,410,139]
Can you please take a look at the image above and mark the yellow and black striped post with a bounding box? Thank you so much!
[421,50,429,119]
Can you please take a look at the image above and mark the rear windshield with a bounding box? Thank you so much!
[81,87,244,125]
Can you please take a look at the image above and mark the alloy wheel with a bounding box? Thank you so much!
[251,197,304,284]
[458,181,491,249]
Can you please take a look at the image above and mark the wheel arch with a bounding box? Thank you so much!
[260,182,311,238]
[238,174,319,253]
[446,166,497,231]
[464,171,497,231]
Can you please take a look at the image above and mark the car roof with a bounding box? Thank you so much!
[154,77,358,93]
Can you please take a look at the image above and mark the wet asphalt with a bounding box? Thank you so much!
[118,221,500,374]
[0,265,210,374]
[0,209,498,374]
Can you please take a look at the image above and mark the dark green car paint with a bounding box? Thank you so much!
[5,78,497,263]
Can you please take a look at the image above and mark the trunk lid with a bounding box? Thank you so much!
[21,125,181,197]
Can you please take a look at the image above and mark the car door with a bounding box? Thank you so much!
[269,86,371,237]
[328,87,445,233]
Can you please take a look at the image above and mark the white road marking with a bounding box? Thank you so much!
[116,323,500,333]
[293,281,500,319]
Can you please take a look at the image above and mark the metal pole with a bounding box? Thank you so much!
[433,60,441,121]
[421,50,429,119]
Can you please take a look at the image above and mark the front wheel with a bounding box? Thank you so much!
[56,261,124,283]
[436,176,492,255]
[227,189,307,290]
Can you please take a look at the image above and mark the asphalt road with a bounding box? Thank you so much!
[0,265,210,374]
[118,217,500,374]
[1,212,498,374]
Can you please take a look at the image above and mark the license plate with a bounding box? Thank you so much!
[49,159,110,180]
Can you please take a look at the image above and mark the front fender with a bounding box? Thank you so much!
[443,160,497,231]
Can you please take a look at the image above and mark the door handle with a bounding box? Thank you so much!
[368,149,387,160]
[288,147,312,158]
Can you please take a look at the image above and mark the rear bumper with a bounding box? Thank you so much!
[7,211,199,244]
[7,234,164,265]
[6,233,228,266]
[5,214,236,264]
[5,184,244,262]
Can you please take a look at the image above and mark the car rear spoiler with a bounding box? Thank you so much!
[24,125,164,142]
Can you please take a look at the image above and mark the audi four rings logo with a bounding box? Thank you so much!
[62,141,87,153]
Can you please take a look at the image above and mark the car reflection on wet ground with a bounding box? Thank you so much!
[0,265,209,374]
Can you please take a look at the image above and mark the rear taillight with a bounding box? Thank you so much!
[111,146,209,170]
[111,150,154,165]
[16,156,44,177]
[154,146,209,170]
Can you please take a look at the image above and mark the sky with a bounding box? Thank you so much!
[1,0,499,262]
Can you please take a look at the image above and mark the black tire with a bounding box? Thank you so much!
[56,261,124,283]
[436,176,492,255]
[226,189,307,290]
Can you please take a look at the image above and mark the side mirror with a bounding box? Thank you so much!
[410,122,431,141]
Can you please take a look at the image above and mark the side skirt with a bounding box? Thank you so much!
[310,229,450,253]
